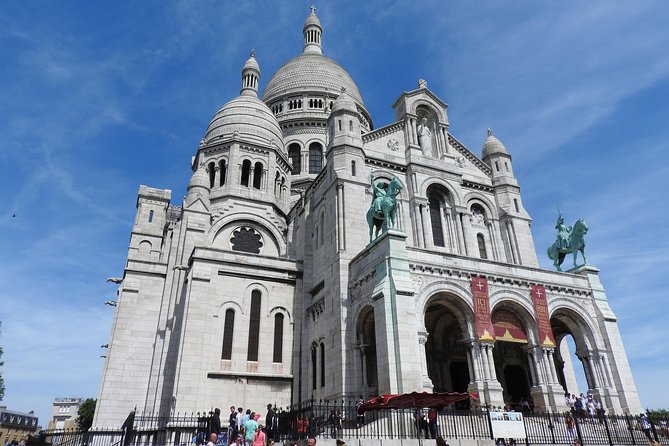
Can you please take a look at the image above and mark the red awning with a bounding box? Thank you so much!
[357,391,478,414]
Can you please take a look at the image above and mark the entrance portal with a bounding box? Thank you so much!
[424,301,470,394]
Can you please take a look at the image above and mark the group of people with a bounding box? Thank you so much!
[413,408,440,439]
[202,404,278,446]
[565,393,605,421]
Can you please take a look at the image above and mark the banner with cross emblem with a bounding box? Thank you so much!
[531,284,556,347]
[471,277,495,342]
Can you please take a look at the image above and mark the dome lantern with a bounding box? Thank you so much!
[240,49,260,98]
[303,6,323,55]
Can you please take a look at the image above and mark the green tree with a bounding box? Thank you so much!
[0,321,5,401]
[76,398,96,432]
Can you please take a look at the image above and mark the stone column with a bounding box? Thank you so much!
[214,166,221,187]
[405,117,413,147]
[453,210,465,255]
[486,221,499,261]
[413,203,424,247]
[461,211,476,256]
[420,203,434,249]
[410,118,418,145]
[417,332,434,391]
[439,205,451,251]
[336,183,345,251]
[504,220,518,264]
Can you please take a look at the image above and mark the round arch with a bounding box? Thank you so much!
[419,178,463,205]
[209,213,286,256]
[463,192,498,219]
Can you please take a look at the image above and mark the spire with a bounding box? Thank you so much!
[303,6,323,55]
[240,49,260,97]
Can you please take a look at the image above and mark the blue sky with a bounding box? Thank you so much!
[1,0,668,424]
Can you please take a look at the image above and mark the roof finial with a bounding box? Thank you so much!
[250,49,255,58]
[310,5,316,14]
[487,128,492,137]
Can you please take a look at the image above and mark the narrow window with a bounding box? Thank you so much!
[289,143,301,174]
[247,290,261,361]
[320,342,326,387]
[338,120,342,131]
[273,313,284,363]
[477,234,488,259]
[208,162,216,188]
[349,120,353,131]
[505,162,509,172]
[311,346,317,390]
[253,162,263,189]
[351,160,356,176]
[309,143,323,174]
[514,198,519,213]
[429,196,445,247]
[221,309,235,360]
[219,160,227,186]
[148,210,154,223]
[495,161,500,172]
[319,212,325,246]
[241,160,251,187]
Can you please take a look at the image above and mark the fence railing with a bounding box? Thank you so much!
[35,403,669,446]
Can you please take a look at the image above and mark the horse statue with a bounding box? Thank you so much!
[366,175,403,243]
[547,217,588,271]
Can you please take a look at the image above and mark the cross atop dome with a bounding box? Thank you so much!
[303,6,323,55]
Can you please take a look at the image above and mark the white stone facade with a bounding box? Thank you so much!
[93,9,642,429]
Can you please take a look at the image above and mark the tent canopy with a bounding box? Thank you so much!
[357,391,477,414]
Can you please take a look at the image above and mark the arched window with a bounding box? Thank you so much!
[241,160,251,187]
[148,210,154,223]
[429,195,445,247]
[320,342,325,387]
[219,160,227,186]
[221,309,235,360]
[311,345,317,390]
[288,143,301,174]
[351,160,356,176]
[477,233,488,259]
[274,172,280,196]
[273,313,284,363]
[309,143,323,174]
[253,162,263,189]
[247,290,261,361]
[280,176,286,198]
[208,162,216,188]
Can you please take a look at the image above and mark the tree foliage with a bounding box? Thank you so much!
[77,398,97,432]
[648,408,669,420]
[0,321,5,401]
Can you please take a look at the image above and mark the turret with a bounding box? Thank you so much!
[482,128,515,180]
[186,163,211,208]
[327,88,362,149]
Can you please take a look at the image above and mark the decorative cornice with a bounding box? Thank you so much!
[362,120,405,144]
[448,134,492,176]
[306,297,325,321]
[462,179,494,193]
[364,158,407,173]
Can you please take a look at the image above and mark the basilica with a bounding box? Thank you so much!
[93,9,641,428]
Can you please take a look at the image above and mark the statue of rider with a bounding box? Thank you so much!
[370,174,388,216]
[555,214,572,250]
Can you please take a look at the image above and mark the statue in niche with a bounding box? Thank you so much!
[546,213,588,271]
[471,207,485,227]
[417,117,433,155]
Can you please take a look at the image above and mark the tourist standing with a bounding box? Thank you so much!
[243,415,259,446]
[252,425,266,446]
[229,406,238,445]
[427,408,438,439]
[265,404,276,443]
[565,412,577,440]
[640,413,652,441]
[211,408,222,437]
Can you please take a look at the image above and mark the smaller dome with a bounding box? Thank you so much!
[203,96,285,152]
[482,128,508,158]
[330,89,357,114]
[189,165,210,190]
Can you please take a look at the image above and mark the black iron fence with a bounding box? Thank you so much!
[34,402,669,446]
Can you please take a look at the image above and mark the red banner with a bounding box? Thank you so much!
[531,285,556,347]
[471,277,495,342]
[492,309,528,343]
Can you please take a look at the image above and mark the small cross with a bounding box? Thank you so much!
[310,5,316,14]
[476,281,484,290]
[535,288,543,298]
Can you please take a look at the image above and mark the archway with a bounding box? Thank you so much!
[491,304,534,410]
[424,293,471,402]
[551,308,596,396]
[357,306,378,396]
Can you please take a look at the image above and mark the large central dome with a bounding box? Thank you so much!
[262,53,365,107]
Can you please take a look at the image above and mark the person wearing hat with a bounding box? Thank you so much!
[639,413,653,441]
